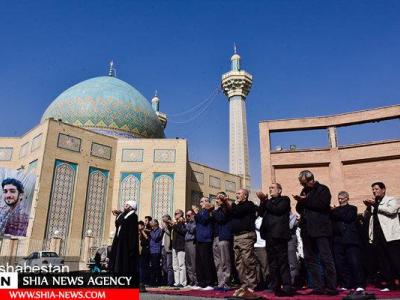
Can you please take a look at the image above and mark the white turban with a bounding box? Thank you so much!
[125,200,137,211]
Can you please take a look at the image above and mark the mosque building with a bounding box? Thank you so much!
[0,52,247,265]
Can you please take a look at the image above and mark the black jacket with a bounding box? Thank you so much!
[296,181,333,238]
[230,200,256,235]
[259,195,291,240]
[172,222,187,251]
[213,207,233,241]
[331,204,360,245]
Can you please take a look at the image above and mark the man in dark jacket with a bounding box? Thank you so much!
[194,197,214,290]
[149,219,163,286]
[231,189,258,298]
[172,209,187,287]
[258,183,293,296]
[213,192,233,290]
[294,170,337,295]
[185,210,198,287]
[331,191,364,292]
[138,221,150,289]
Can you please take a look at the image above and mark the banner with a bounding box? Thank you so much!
[0,168,36,237]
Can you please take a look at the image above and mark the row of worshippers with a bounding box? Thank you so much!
[110,170,400,298]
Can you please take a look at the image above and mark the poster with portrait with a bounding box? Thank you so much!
[0,167,36,237]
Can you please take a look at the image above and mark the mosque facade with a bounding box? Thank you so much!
[0,56,243,266]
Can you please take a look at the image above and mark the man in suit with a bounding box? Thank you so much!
[364,182,400,290]
[294,170,338,295]
[331,191,364,293]
[258,183,293,296]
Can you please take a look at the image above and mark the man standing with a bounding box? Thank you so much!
[194,197,214,290]
[0,178,29,236]
[138,220,150,290]
[185,209,198,288]
[288,212,300,287]
[254,211,268,290]
[213,192,233,291]
[331,191,364,293]
[258,183,293,296]
[231,189,258,298]
[111,200,139,282]
[294,170,337,295]
[172,209,187,287]
[149,219,163,287]
[364,182,400,290]
[161,215,174,287]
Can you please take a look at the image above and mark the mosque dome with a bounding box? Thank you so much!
[41,76,165,138]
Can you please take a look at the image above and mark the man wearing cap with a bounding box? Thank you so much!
[110,200,139,281]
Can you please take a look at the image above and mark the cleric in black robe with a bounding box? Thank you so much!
[109,207,127,272]
[110,200,139,283]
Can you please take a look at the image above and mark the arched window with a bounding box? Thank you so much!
[119,173,141,210]
[83,168,108,241]
[152,173,174,221]
[45,160,77,254]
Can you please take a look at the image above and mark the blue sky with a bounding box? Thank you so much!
[1,0,399,188]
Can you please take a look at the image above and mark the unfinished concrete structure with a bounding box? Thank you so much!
[259,105,400,210]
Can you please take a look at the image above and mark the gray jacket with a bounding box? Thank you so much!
[162,226,172,253]
[185,220,196,241]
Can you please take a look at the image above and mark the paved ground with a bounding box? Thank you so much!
[140,288,400,300]
[141,294,216,300]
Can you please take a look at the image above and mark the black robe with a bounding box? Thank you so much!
[111,210,139,281]
[109,211,126,272]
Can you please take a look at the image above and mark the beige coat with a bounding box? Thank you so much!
[369,195,400,242]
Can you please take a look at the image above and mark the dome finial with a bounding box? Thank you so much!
[152,90,160,112]
[108,60,116,77]
[231,44,241,71]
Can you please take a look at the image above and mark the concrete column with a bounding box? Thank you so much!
[259,122,273,192]
[328,149,345,201]
[328,127,338,148]
[82,230,94,264]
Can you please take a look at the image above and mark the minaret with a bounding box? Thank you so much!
[221,46,253,189]
[151,90,168,129]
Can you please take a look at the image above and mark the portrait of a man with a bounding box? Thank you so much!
[0,177,30,236]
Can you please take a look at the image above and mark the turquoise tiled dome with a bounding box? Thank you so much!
[41,76,165,138]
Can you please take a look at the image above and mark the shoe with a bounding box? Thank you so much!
[240,288,259,298]
[202,286,213,291]
[233,287,245,297]
[191,286,201,290]
[325,289,339,296]
[380,287,390,292]
[340,287,348,291]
